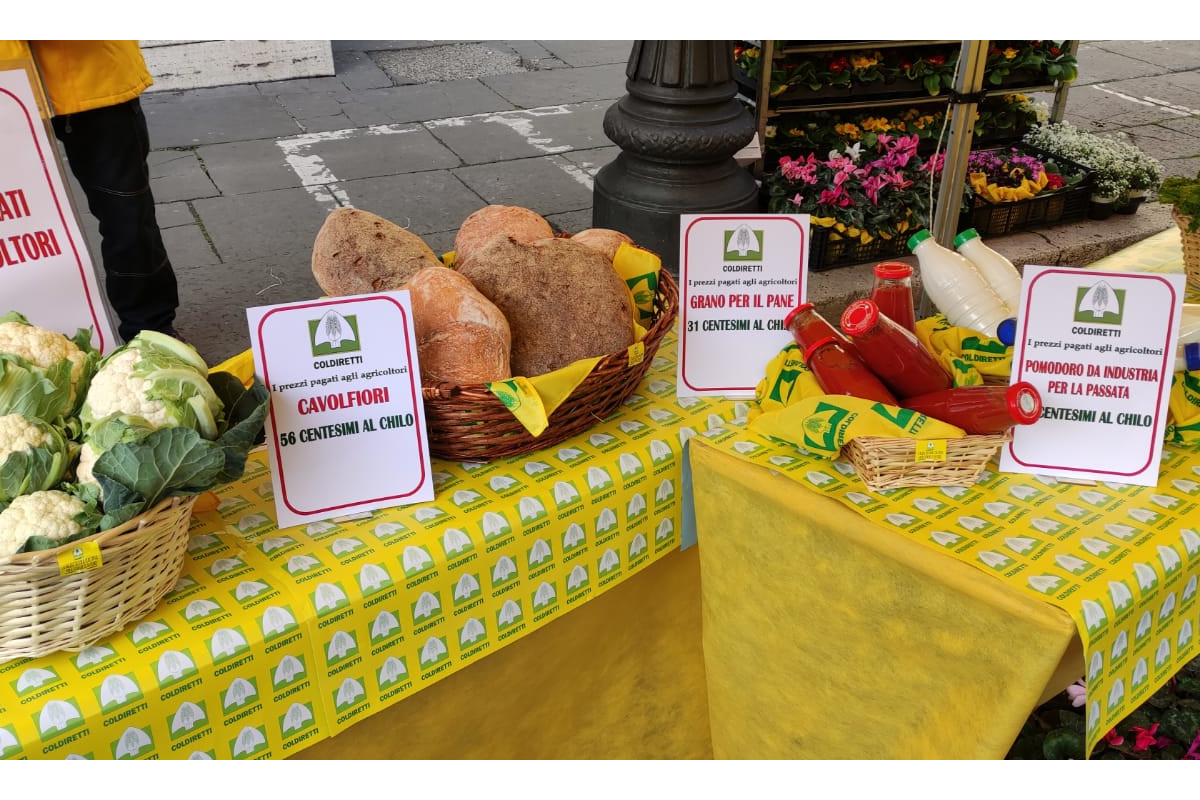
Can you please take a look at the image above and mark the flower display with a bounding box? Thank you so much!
[1022,121,1164,201]
[986,40,1078,87]
[764,134,939,244]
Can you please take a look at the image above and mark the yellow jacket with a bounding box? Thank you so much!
[0,40,153,116]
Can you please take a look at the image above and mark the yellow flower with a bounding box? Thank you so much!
[834,122,862,138]
[835,222,847,233]
[811,216,837,228]
[859,231,873,244]
[846,226,860,238]
[1004,47,1019,59]
[862,117,891,132]
[850,54,878,69]
[764,125,777,139]
[745,47,760,59]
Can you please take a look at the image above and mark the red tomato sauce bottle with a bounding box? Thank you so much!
[870,261,917,332]
[900,382,1043,435]
[839,298,953,398]
[784,303,857,355]
[802,335,898,405]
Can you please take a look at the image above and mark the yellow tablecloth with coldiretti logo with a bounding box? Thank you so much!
[690,228,1200,759]
[0,331,725,760]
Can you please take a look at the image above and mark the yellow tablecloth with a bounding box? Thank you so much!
[0,332,721,760]
[688,229,1200,759]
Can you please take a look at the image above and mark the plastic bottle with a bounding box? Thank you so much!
[869,262,917,332]
[801,336,898,406]
[839,299,953,398]
[907,230,1011,339]
[900,382,1043,435]
[954,228,1023,315]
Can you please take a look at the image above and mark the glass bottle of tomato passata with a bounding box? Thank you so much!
[802,335,898,405]
[839,298,953,399]
[784,303,856,354]
[870,261,917,332]
[900,381,1043,435]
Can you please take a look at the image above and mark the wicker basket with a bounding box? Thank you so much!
[1173,208,1200,291]
[0,495,197,662]
[422,270,679,462]
[842,431,1012,491]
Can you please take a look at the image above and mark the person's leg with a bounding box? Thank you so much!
[53,98,179,342]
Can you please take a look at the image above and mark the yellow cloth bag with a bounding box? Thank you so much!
[1167,369,1200,444]
[915,313,1013,387]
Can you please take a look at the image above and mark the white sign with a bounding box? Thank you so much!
[1000,266,1185,486]
[677,214,808,397]
[0,65,117,351]
[247,293,434,528]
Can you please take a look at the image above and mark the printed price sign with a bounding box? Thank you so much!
[1000,266,1185,485]
[0,64,117,351]
[247,293,434,528]
[677,214,808,397]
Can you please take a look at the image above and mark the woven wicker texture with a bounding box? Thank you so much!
[0,495,196,662]
[843,431,1011,492]
[1173,208,1200,291]
[422,270,679,462]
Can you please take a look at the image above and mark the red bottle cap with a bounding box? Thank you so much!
[783,302,815,330]
[840,299,880,337]
[802,335,838,363]
[873,262,913,280]
[1007,381,1043,426]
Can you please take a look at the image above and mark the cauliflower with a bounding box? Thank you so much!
[0,311,99,420]
[81,349,172,427]
[0,318,88,387]
[0,489,87,558]
[0,413,73,503]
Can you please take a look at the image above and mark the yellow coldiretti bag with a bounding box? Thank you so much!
[613,242,661,328]
[915,313,1012,386]
[1166,369,1200,444]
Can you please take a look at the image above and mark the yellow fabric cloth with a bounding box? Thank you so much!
[914,313,1013,387]
[690,439,1080,759]
[0,40,153,115]
[1167,369,1200,444]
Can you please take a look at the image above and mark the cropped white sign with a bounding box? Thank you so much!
[677,214,808,397]
[1000,266,1185,486]
[247,292,434,528]
[0,65,117,351]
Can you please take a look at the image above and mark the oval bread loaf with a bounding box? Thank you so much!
[456,236,635,377]
[453,205,553,265]
[570,228,633,262]
[407,265,511,385]
[312,207,442,296]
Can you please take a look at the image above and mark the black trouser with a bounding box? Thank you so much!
[52,97,178,342]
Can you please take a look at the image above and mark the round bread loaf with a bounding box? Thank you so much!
[312,207,442,296]
[407,265,511,385]
[456,236,635,377]
[453,205,553,265]
[570,228,633,262]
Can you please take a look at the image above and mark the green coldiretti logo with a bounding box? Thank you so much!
[497,599,523,632]
[280,702,317,738]
[309,309,361,356]
[491,381,521,410]
[230,725,269,759]
[170,700,210,741]
[12,665,62,698]
[453,573,483,607]
[1073,281,1125,325]
[723,224,764,261]
[272,654,308,691]
[802,401,854,454]
[95,672,144,713]
[155,649,200,689]
[0,725,19,757]
[111,726,155,759]
[34,698,85,741]
[400,544,435,578]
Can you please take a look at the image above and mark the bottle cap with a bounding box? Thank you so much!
[906,230,932,251]
[953,228,980,248]
[802,336,838,364]
[782,302,815,331]
[1186,341,1200,372]
[872,261,913,280]
[840,299,880,337]
[996,317,1017,347]
[1007,381,1043,426]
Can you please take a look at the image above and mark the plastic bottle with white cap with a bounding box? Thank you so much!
[906,229,1011,338]
[954,228,1024,314]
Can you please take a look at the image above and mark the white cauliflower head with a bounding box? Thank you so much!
[81,349,171,427]
[0,412,53,457]
[0,319,89,388]
[0,489,87,558]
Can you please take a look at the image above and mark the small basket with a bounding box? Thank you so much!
[1172,208,1200,291]
[842,431,1012,491]
[0,495,197,662]
[422,270,679,462]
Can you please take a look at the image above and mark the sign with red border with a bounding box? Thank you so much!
[0,64,117,351]
[247,292,434,528]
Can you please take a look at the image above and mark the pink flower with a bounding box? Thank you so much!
[791,193,804,206]
[818,186,853,207]
[1185,732,1200,760]
[1103,729,1124,747]
[1130,723,1170,752]
[1065,679,1087,708]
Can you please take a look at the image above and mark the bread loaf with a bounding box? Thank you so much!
[570,228,633,262]
[453,205,553,265]
[312,207,442,296]
[456,236,635,377]
[407,265,511,385]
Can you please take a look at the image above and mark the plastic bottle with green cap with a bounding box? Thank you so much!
[954,227,1023,314]
[906,229,1010,338]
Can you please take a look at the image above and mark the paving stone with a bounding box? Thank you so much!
[544,209,595,235]
[196,138,305,196]
[155,201,194,230]
[481,63,627,109]
[424,101,612,165]
[274,90,350,119]
[332,49,395,91]
[337,81,514,127]
[1074,44,1165,85]
[162,222,221,270]
[1086,40,1200,71]
[371,42,526,83]
[256,76,349,96]
[299,124,463,181]
[1090,75,1200,117]
[1060,84,1185,129]
[190,186,332,264]
[1118,120,1200,161]
[560,146,620,177]
[143,91,301,147]
[538,41,633,68]
[420,229,459,256]
[498,41,568,70]
[149,149,219,203]
[452,155,596,214]
[336,170,486,235]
